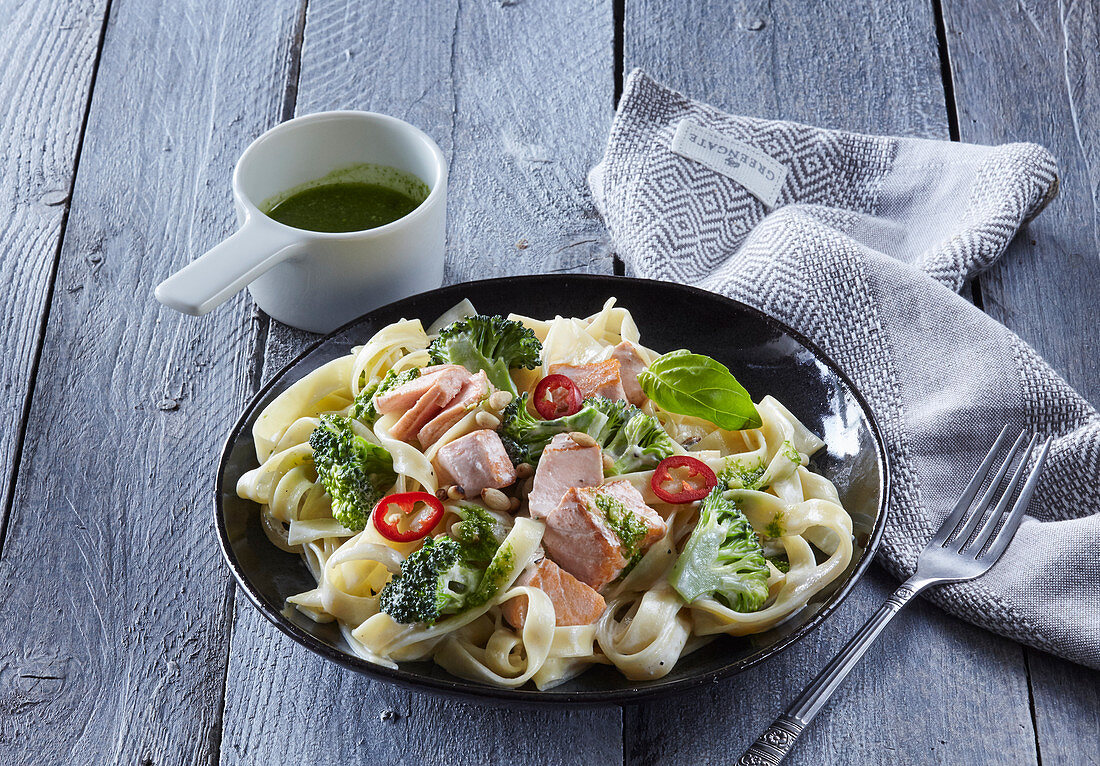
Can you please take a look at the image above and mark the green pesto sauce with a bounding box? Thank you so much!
[780,440,803,466]
[468,542,515,607]
[594,494,647,558]
[720,459,767,491]
[765,511,786,539]
[261,163,429,233]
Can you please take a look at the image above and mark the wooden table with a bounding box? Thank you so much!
[2,1,1097,763]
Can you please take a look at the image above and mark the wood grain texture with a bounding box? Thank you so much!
[219,2,621,764]
[0,0,303,762]
[626,581,1035,766]
[0,0,107,546]
[941,1,1100,764]
[623,1,1040,763]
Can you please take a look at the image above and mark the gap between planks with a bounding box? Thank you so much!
[0,0,115,557]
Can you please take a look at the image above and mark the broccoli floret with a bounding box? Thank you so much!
[497,393,612,464]
[585,396,633,435]
[767,555,791,574]
[601,405,676,475]
[350,368,421,425]
[427,315,541,396]
[309,414,397,531]
[496,393,674,471]
[669,487,770,612]
[379,507,512,625]
[378,536,481,624]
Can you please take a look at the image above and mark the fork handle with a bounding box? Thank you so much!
[736,580,922,765]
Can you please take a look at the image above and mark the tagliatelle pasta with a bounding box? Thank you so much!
[235,298,855,689]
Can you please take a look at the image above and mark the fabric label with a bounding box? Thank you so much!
[671,120,789,207]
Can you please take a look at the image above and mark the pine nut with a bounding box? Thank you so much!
[514,462,534,479]
[488,391,513,410]
[481,487,510,511]
[475,411,500,429]
[568,431,597,448]
[602,453,616,473]
[508,496,521,512]
[446,485,465,501]
[435,487,449,500]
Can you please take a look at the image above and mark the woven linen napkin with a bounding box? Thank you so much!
[589,69,1099,668]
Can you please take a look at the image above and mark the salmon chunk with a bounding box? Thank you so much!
[528,432,604,519]
[418,371,489,448]
[432,429,517,495]
[611,341,649,406]
[388,368,467,442]
[548,359,627,402]
[502,558,607,630]
[543,480,667,590]
[373,364,467,414]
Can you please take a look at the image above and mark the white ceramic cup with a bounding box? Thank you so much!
[154,111,447,333]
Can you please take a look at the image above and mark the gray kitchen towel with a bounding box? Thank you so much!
[589,69,1100,668]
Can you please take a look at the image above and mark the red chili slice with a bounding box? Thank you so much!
[371,492,445,543]
[533,374,582,419]
[651,456,718,504]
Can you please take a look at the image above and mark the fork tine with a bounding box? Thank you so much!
[944,430,1028,550]
[930,425,1013,545]
[963,434,1039,556]
[978,437,1053,562]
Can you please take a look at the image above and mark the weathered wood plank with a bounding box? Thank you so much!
[219,2,621,764]
[0,0,108,545]
[0,0,303,762]
[941,1,1100,763]
[622,1,1040,763]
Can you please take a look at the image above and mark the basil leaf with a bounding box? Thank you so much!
[637,349,762,431]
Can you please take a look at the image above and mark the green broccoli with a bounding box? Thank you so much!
[496,393,612,464]
[309,414,397,531]
[427,315,542,396]
[377,536,481,624]
[767,555,791,574]
[600,403,676,475]
[379,507,513,624]
[585,395,633,436]
[669,487,770,612]
[496,394,674,471]
[350,368,421,425]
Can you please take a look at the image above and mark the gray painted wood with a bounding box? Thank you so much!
[1,1,1096,764]
[0,0,303,762]
[941,1,1100,764]
[626,580,1035,766]
[0,0,107,545]
[623,1,1039,764]
[218,1,621,764]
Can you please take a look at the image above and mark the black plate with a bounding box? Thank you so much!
[215,275,888,705]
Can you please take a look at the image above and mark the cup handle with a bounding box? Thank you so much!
[154,221,302,316]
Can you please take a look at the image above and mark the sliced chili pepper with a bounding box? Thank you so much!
[371,491,445,543]
[651,455,718,504]
[533,374,582,419]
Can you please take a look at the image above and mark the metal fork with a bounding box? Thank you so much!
[737,427,1052,766]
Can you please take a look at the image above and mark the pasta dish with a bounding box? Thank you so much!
[236,298,854,689]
